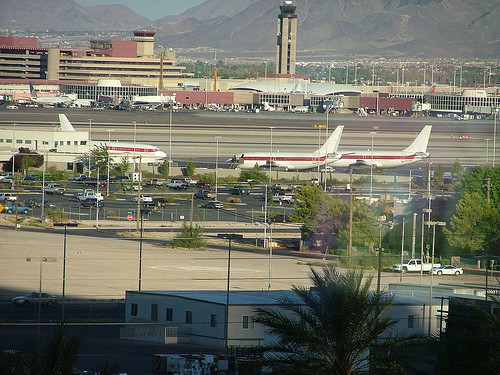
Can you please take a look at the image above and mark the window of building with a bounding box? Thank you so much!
[242,315,254,329]
[54,141,58,146]
[0,139,3,143]
[6,139,12,144]
[43,141,49,145]
[131,303,138,316]
[80,141,87,145]
[66,141,71,146]
[74,141,78,145]
[25,140,31,144]
[186,310,193,324]
[408,314,419,329]
[151,304,158,321]
[166,308,173,321]
[211,314,217,328]
[16,139,22,144]
[67,163,74,170]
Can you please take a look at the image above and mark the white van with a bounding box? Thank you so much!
[7,105,18,110]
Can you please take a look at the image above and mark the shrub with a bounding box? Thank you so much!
[46,209,67,222]
[227,197,241,204]
[107,210,116,217]
[170,222,206,248]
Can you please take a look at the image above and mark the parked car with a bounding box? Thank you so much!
[80,197,105,208]
[430,265,463,276]
[195,189,215,200]
[196,180,211,188]
[24,174,40,181]
[12,292,58,307]
[85,177,106,187]
[45,182,65,195]
[26,198,42,208]
[204,201,223,209]
[133,195,153,203]
[229,185,250,195]
[0,193,16,202]
[270,214,291,223]
[2,204,30,214]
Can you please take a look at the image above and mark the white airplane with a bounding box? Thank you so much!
[30,82,73,106]
[331,125,432,169]
[227,126,344,171]
[58,114,167,160]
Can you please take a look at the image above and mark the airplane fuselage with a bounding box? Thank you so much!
[331,151,428,169]
[238,152,337,171]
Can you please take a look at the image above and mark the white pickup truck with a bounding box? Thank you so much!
[0,193,17,202]
[272,193,293,204]
[392,259,441,273]
[77,189,104,202]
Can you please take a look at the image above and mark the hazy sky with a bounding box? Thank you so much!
[75,0,206,20]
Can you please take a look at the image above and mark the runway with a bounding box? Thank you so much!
[0,107,493,170]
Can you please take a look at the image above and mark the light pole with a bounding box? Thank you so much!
[133,120,137,172]
[370,131,377,198]
[493,108,499,167]
[486,138,491,163]
[377,217,393,295]
[269,127,275,187]
[26,256,56,333]
[88,119,93,176]
[11,123,16,178]
[169,107,172,177]
[54,222,77,322]
[106,129,114,196]
[425,220,446,336]
[215,136,222,200]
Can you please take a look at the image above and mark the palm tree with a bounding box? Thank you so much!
[253,266,425,375]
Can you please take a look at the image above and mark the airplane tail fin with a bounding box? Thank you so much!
[29,82,38,97]
[428,85,436,93]
[58,114,76,132]
[317,125,344,156]
[403,125,432,154]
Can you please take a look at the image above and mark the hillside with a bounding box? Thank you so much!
[1,0,498,58]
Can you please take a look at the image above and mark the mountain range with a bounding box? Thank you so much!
[1,0,499,59]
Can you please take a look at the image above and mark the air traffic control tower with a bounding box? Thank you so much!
[276,1,297,75]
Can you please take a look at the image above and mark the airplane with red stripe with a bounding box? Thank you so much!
[331,125,432,169]
[228,126,344,171]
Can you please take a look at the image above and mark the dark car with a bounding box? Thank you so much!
[196,181,212,188]
[229,185,250,195]
[80,197,105,208]
[12,292,58,307]
[26,198,42,208]
[24,174,40,181]
[205,201,223,209]
[85,177,106,187]
[270,214,291,223]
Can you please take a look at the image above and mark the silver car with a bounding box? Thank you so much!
[12,292,58,307]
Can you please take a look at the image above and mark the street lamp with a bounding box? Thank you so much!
[87,119,93,176]
[269,127,275,187]
[106,129,114,196]
[169,107,172,177]
[370,132,377,198]
[424,220,446,336]
[26,256,57,332]
[486,138,491,164]
[133,121,137,172]
[377,217,393,295]
[215,136,222,200]
[54,222,78,322]
[493,108,499,167]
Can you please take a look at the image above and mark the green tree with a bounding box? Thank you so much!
[239,165,268,186]
[2,147,43,174]
[158,160,169,178]
[113,157,130,176]
[292,184,349,251]
[432,164,445,189]
[184,159,196,177]
[90,145,109,174]
[254,266,425,375]
[444,192,500,255]
[338,200,379,249]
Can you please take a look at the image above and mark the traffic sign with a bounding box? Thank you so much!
[127,214,134,221]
